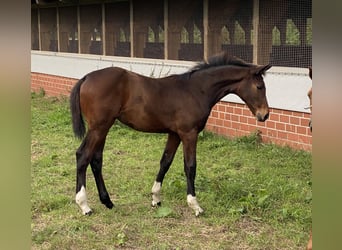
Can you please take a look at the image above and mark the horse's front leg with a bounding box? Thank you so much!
[152,132,181,206]
[181,132,204,216]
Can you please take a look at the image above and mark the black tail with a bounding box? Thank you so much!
[70,76,86,139]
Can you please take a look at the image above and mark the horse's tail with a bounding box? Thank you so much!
[70,76,86,139]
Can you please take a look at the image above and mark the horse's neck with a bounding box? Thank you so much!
[192,66,247,107]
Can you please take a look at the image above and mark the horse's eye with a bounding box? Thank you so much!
[257,85,263,90]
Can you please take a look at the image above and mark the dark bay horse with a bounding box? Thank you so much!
[70,52,271,216]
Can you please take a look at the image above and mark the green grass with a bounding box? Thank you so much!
[31,92,312,249]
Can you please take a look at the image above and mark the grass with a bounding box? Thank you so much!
[31,92,312,249]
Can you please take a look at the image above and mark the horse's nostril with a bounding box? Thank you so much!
[264,113,269,121]
[257,112,269,122]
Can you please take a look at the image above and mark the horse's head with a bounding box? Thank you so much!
[237,64,272,122]
[308,67,312,131]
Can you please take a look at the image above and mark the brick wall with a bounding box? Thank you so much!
[31,72,75,96]
[31,72,312,151]
[206,102,312,151]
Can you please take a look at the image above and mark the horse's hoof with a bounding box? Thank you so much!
[152,201,161,207]
[104,200,114,209]
[84,210,93,216]
[195,207,204,217]
[187,194,204,217]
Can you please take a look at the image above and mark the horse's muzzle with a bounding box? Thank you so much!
[256,112,269,122]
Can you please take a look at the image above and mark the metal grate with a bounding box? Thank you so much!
[105,1,131,57]
[169,0,203,61]
[79,4,102,55]
[39,7,57,52]
[31,0,312,68]
[133,0,164,59]
[208,0,253,62]
[59,6,78,53]
[31,8,39,50]
[259,0,312,67]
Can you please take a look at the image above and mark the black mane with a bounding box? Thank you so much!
[192,52,252,71]
[180,52,252,80]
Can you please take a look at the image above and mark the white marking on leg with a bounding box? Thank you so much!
[187,194,204,216]
[75,186,92,215]
[151,181,162,206]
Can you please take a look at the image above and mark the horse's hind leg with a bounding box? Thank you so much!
[75,128,111,215]
[90,143,114,209]
[75,136,92,215]
[152,132,181,206]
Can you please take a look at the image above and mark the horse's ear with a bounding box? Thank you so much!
[252,64,272,75]
[309,67,312,79]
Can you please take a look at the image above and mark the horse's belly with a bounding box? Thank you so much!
[118,113,169,133]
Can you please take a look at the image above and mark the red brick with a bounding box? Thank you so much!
[285,124,296,133]
[224,113,231,120]
[240,116,247,124]
[288,133,299,142]
[275,122,285,131]
[225,106,234,113]
[248,117,257,125]
[223,120,231,128]
[207,117,214,125]
[271,108,282,114]
[269,113,279,122]
[256,121,266,127]
[216,119,223,127]
[211,111,218,118]
[300,118,311,127]
[249,125,257,132]
[265,120,275,129]
[277,131,287,139]
[296,126,308,135]
[240,124,249,131]
[234,107,243,115]
[266,129,277,138]
[290,117,300,125]
[231,115,239,122]
[280,114,290,123]
[282,110,293,116]
[231,122,240,129]
[298,135,311,144]
[218,105,225,112]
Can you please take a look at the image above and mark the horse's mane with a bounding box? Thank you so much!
[179,52,252,80]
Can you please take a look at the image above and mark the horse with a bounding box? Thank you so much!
[69,52,271,216]
[306,66,312,250]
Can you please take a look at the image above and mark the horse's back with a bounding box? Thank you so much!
[83,67,126,88]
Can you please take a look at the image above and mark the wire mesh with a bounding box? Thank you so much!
[259,0,312,67]
[133,0,164,59]
[105,1,130,57]
[39,7,57,52]
[31,0,312,68]
[79,4,102,55]
[208,0,253,62]
[31,8,39,50]
[168,0,203,61]
[59,6,78,53]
